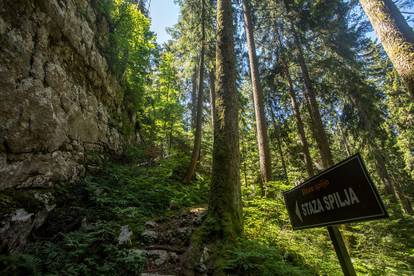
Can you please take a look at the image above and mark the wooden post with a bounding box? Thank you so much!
[327,226,356,276]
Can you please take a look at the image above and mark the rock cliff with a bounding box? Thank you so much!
[0,0,137,253]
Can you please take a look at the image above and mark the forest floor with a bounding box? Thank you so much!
[139,206,207,275]
[1,146,414,275]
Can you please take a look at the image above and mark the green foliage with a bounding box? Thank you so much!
[238,181,414,275]
[142,52,186,152]
[98,0,155,134]
[3,147,207,275]
[24,221,145,275]
[5,149,413,275]
[223,239,316,276]
[348,218,414,274]
[84,148,207,224]
[0,254,40,275]
[0,189,45,215]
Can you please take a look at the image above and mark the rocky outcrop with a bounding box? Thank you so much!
[0,191,56,253]
[0,0,134,191]
[0,0,138,253]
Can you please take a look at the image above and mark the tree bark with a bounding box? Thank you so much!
[208,0,242,239]
[359,0,414,98]
[242,0,273,188]
[209,68,216,129]
[184,0,206,183]
[191,64,198,130]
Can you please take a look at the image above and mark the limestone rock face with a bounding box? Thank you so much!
[0,0,138,252]
[0,0,134,190]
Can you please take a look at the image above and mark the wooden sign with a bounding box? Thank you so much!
[283,154,388,230]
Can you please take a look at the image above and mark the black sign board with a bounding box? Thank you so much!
[283,154,388,230]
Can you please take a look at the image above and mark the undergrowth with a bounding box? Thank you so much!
[1,147,208,275]
[2,148,413,275]
[224,181,414,275]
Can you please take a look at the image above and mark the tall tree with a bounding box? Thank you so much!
[268,104,289,183]
[359,0,414,98]
[292,28,335,168]
[280,2,357,273]
[346,78,413,214]
[144,51,184,153]
[283,62,314,177]
[275,28,315,177]
[208,0,242,239]
[191,64,198,130]
[184,0,206,183]
[293,35,357,276]
[209,67,216,129]
[242,0,273,188]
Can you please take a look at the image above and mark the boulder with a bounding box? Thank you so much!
[146,250,169,266]
[118,225,133,245]
[142,230,158,244]
[0,190,55,253]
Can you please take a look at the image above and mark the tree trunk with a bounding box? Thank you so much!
[373,149,397,194]
[162,81,171,157]
[371,144,414,214]
[294,38,357,276]
[209,68,216,129]
[371,148,400,199]
[282,10,356,274]
[292,28,334,168]
[282,60,314,177]
[242,0,272,189]
[268,104,289,184]
[391,174,414,214]
[191,65,198,130]
[184,0,206,183]
[208,0,242,239]
[359,0,414,98]
[241,129,249,188]
[168,118,174,152]
[274,28,312,179]
[337,122,352,156]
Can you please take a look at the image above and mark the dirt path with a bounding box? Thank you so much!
[139,206,207,275]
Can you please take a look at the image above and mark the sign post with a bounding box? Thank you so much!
[327,225,356,276]
[283,154,388,275]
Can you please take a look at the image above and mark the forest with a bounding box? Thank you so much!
[1,0,414,275]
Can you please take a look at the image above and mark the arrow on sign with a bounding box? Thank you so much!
[295,201,303,222]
